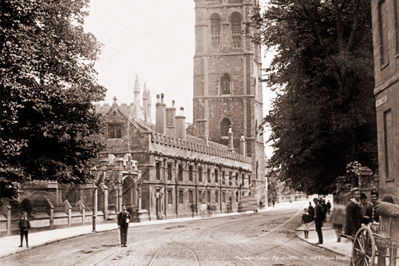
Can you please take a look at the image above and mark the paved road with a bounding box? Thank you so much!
[0,206,350,265]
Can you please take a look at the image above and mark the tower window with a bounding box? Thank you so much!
[231,13,241,48]
[221,74,231,94]
[189,165,193,181]
[199,167,202,182]
[220,117,231,137]
[108,124,122,138]
[378,0,389,66]
[210,14,221,47]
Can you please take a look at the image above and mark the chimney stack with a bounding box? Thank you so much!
[240,133,246,156]
[175,107,186,140]
[196,119,208,145]
[166,100,176,133]
[228,126,234,152]
[156,93,166,134]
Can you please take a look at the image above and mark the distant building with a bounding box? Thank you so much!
[371,0,399,203]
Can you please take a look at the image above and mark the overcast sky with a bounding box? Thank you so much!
[84,0,275,158]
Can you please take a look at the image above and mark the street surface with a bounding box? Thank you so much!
[0,205,350,265]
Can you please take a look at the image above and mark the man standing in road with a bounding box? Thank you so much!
[313,198,324,245]
[345,187,362,238]
[18,211,30,248]
[117,205,131,247]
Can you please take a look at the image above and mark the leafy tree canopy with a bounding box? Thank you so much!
[251,0,377,194]
[1,0,106,184]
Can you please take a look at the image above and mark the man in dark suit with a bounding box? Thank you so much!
[345,188,362,237]
[117,205,131,247]
[18,211,30,248]
[313,198,325,244]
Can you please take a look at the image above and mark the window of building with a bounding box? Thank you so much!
[220,117,231,137]
[167,163,172,181]
[229,171,232,185]
[221,74,231,95]
[256,161,259,180]
[215,191,219,203]
[178,164,183,181]
[168,189,173,204]
[242,173,245,186]
[207,168,211,183]
[215,169,218,183]
[384,109,392,180]
[210,14,221,47]
[207,191,210,203]
[108,124,122,138]
[394,0,399,54]
[198,167,202,182]
[222,170,225,183]
[222,191,226,203]
[236,192,239,202]
[189,190,193,204]
[378,0,389,66]
[179,190,183,204]
[235,173,238,183]
[249,175,251,186]
[189,165,193,182]
[156,161,161,180]
[231,13,241,48]
[199,191,203,204]
[113,110,117,119]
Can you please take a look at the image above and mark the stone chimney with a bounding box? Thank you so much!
[166,100,176,133]
[240,133,246,156]
[175,107,186,140]
[196,119,208,145]
[156,93,166,134]
[228,126,234,152]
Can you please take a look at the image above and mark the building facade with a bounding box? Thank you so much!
[371,0,399,203]
[92,93,254,220]
[192,0,266,201]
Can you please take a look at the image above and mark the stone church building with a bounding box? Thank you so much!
[89,0,266,221]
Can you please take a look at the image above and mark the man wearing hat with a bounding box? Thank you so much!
[345,187,362,237]
[360,192,371,221]
[117,205,131,247]
[365,189,380,223]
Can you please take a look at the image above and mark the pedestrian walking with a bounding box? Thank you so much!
[326,200,331,215]
[18,211,30,248]
[307,202,314,221]
[191,203,196,218]
[345,187,362,238]
[313,198,324,245]
[301,208,312,239]
[117,205,131,247]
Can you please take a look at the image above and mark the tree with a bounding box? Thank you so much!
[1,0,106,184]
[251,0,377,194]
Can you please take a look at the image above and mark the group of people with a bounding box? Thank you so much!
[345,188,397,266]
[301,197,331,244]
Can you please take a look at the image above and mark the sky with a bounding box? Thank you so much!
[84,0,275,158]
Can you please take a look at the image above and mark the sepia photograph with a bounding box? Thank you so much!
[1,0,398,265]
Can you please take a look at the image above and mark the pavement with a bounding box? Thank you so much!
[295,218,352,258]
[0,201,336,259]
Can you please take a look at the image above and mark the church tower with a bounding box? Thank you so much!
[193,0,266,190]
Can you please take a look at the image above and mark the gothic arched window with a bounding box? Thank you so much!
[220,118,231,137]
[221,74,231,95]
[231,13,241,48]
[210,14,221,47]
